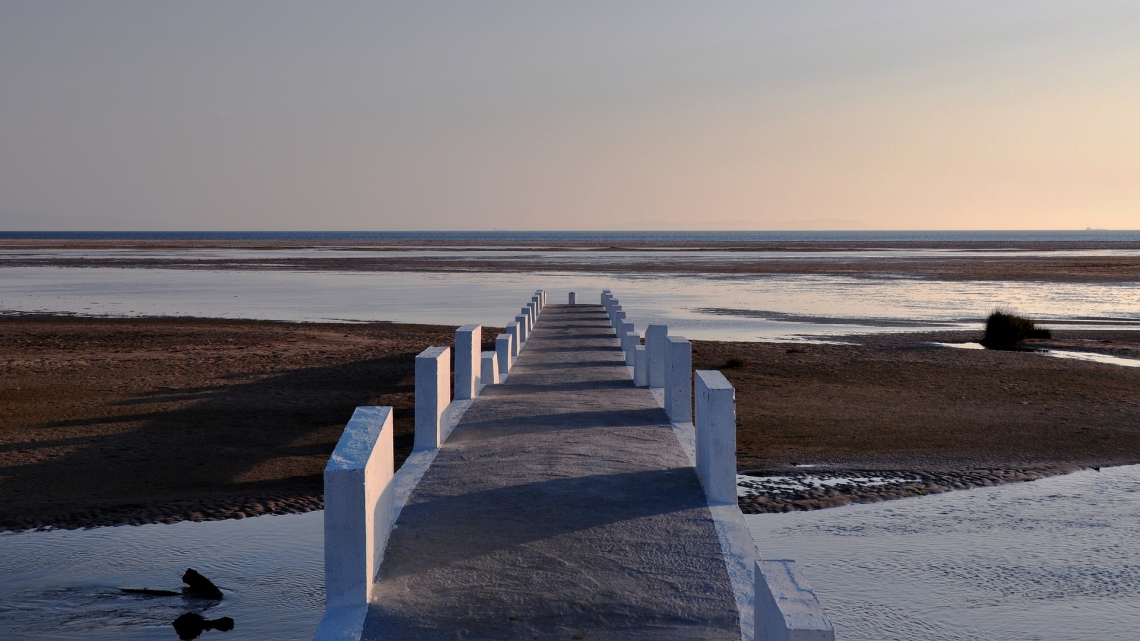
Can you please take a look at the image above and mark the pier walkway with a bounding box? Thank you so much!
[361,304,742,640]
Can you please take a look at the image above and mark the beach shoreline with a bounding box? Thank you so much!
[2,316,1138,530]
[4,238,1140,282]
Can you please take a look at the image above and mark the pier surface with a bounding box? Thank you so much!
[362,304,741,640]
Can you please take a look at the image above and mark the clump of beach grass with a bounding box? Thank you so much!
[722,357,745,369]
[981,308,1051,349]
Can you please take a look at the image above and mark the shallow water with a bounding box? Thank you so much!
[935,342,1140,368]
[746,465,1140,640]
[1,266,1137,340]
[0,512,323,640]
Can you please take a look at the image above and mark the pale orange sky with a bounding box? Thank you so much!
[1,1,1138,231]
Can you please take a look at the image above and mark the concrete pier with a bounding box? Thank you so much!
[695,370,736,505]
[646,324,668,389]
[361,304,744,640]
[665,336,692,423]
[506,322,521,360]
[634,344,648,386]
[495,334,512,376]
[323,406,395,610]
[622,329,640,365]
[414,346,450,451]
[454,325,481,400]
[481,351,499,388]
[755,561,835,641]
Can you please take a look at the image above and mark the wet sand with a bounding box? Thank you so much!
[4,238,1140,282]
[693,331,1140,513]
[2,316,1138,529]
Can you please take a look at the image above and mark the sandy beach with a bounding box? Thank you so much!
[2,315,1137,530]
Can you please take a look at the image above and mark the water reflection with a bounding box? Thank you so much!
[0,267,1137,341]
[0,512,321,640]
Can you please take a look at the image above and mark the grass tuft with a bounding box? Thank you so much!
[723,357,745,369]
[981,308,1051,349]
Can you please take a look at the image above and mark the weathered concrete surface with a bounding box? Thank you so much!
[363,304,741,640]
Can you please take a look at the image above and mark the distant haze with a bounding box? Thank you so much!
[1,2,1138,231]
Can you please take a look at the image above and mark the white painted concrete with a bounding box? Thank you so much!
[665,336,692,423]
[569,291,576,305]
[454,324,481,400]
[495,334,512,376]
[695,370,737,505]
[322,406,395,610]
[515,314,529,345]
[521,307,533,334]
[528,301,537,327]
[612,310,625,332]
[531,295,540,316]
[646,324,668,389]
[634,345,648,386]
[656,390,761,641]
[505,322,521,359]
[481,351,499,388]
[755,560,835,641]
[414,346,450,451]
[622,329,639,366]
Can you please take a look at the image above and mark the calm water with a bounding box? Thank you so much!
[747,465,1140,641]
[5,468,1139,640]
[0,512,323,640]
[1,266,1138,341]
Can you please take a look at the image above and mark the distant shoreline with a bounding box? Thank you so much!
[5,237,1140,282]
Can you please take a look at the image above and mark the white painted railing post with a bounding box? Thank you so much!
[755,560,835,641]
[414,346,450,451]
[455,325,481,400]
[532,295,540,316]
[506,322,521,360]
[645,324,668,389]
[480,351,499,388]
[528,301,537,327]
[569,291,576,304]
[634,345,648,386]
[496,334,512,376]
[694,370,736,505]
[515,314,529,345]
[322,406,395,610]
[664,336,692,423]
[624,326,642,362]
[612,310,625,332]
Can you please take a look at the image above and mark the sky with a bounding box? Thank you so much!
[1,1,1138,231]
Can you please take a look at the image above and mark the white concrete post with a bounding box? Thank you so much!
[480,351,499,387]
[454,324,481,400]
[664,336,692,423]
[634,345,648,386]
[323,406,395,609]
[495,334,512,376]
[521,307,533,334]
[610,304,621,324]
[532,295,541,315]
[646,324,668,389]
[622,330,639,365]
[506,322,521,359]
[515,314,529,345]
[612,310,626,333]
[569,292,576,305]
[695,370,736,505]
[755,560,835,641]
[414,346,450,451]
[601,291,609,305]
[528,301,537,327]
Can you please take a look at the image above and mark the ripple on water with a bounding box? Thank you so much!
[747,465,1140,641]
[0,511,323,640]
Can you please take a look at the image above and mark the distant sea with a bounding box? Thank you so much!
[2,230,1140,242]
